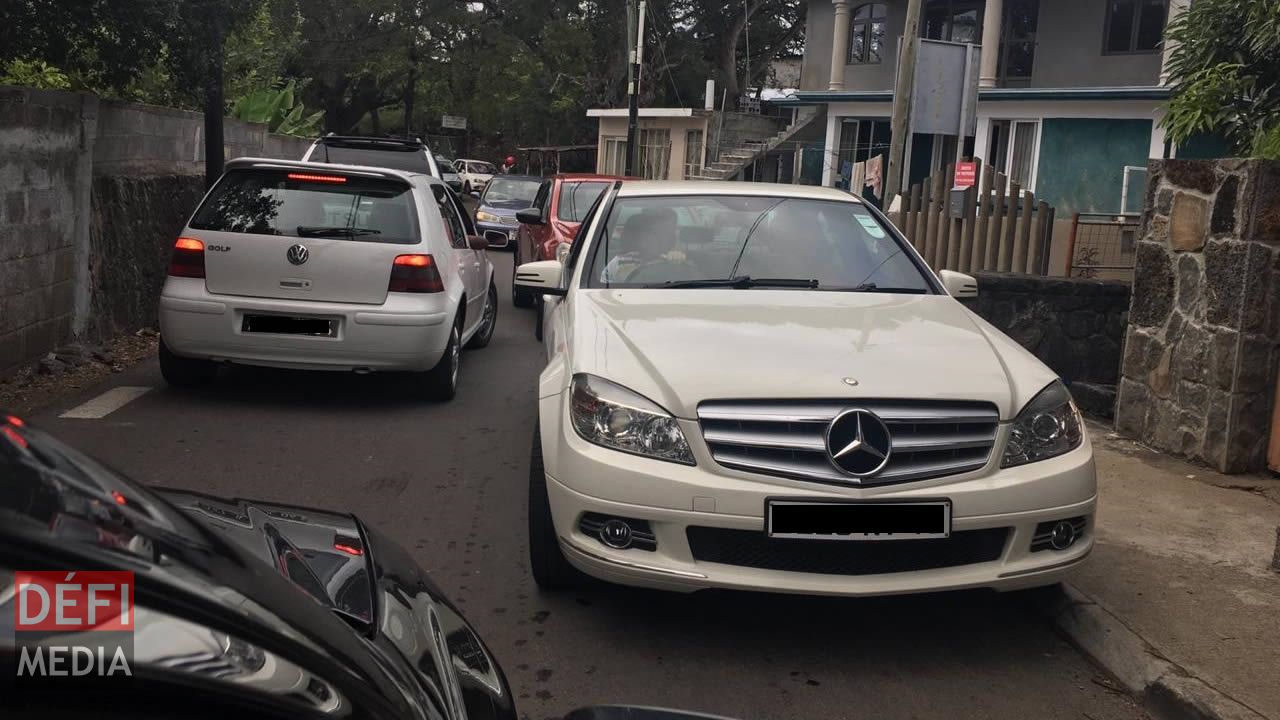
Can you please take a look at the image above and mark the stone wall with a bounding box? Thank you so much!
[0,84,312,376]
[0,88,94,374]
[962,272,1131,417]
[1116,159,1280,473]
[87,176,207,339]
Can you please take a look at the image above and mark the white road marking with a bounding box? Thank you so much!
[59,386,153,419]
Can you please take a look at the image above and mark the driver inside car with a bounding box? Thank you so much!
[600,207,698,284]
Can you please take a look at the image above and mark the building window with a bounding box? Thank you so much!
[684,129,705,179]
[997,0,1039,84]
[637,128,671,180]
[601,136,627,175]
[1103,0,1167,54]
[849,3,887,64]
[922,0,985,44]
[987,119,1040,191]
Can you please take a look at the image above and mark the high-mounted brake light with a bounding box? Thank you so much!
[389,254,445,293]
[6,415,25,427]
[168,237,206,278]
[288,172,348,184]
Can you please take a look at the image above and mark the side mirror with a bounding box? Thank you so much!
[516,208,545,226]
[483,230,510,249]
[939,269,978,298]
[467,234,489,251]
[514,260,566,296]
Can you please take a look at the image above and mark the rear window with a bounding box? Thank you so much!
[314,143,431,174]
[557,181,609,221]
[190,169,420,244]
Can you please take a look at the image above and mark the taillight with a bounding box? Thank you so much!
[168,237,206,278]
[389,254,444,293]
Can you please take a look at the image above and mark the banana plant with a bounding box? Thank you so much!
[232,79,323,137]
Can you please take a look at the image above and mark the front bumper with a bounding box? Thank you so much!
[159,277,453,372]
[539,392,1096,596]
[474,220,517,247]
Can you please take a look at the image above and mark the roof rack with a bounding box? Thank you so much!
[319,134,425,148]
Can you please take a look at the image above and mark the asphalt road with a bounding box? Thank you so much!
[29,250,1145,720]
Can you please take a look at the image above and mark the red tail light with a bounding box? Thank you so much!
[168,237,206,278]
[287,172,348,184]
[389,254,445,293]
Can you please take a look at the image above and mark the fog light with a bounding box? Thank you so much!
[600,519,634,549]
[1049,520,1078,550]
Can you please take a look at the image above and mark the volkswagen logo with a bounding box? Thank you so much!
[286,244,309,265]
[825,408,893,477]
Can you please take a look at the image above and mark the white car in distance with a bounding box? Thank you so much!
[158,158,498,401]
[454,159,496,195]
[514,180,1094,596]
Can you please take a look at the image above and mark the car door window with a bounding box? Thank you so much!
[532,181,552,221]
[437,194,468,249]
[446,190,476,235]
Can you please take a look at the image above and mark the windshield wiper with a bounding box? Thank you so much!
[660,275,819,289]
[848,282,929,294]
[296,226,382,237]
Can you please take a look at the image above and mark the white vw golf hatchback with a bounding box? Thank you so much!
[159,158,497,400]
[515,181,1094,596]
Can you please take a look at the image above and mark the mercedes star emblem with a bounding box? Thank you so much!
[825,408,893,477]
[286,244,309,265]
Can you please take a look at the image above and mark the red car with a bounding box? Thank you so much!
[511,173,623,307]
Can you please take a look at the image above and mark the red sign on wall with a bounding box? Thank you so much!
[954,161,977,189]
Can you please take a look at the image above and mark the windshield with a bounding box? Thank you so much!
[314,144,431,174]
[558,181,610,222]
[584,196,933,292]
[482,177,541,205]
[468,161,496,174]
[191,169,420,244]
[436,156,457,174]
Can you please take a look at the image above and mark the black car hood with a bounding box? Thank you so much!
[156,491,375,628]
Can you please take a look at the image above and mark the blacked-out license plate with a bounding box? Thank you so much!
[767,499,951,540]
[242,314,335,337]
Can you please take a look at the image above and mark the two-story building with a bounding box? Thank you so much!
[788,0,1205,216]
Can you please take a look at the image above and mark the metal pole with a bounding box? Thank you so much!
[955,43,974,167]
[885,0,924,205]
[624,0,642,177]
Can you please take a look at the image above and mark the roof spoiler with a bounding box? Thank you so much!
[224,157,417,184]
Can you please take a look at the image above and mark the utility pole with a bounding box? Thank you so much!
[884,0,923,205]
[203,7,226,189]
[624,0,646,177]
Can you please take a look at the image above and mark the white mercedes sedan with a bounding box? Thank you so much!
[158,158,498,401]
[514,181,1094,596]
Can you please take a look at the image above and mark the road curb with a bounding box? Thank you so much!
[1038,584,1268,720]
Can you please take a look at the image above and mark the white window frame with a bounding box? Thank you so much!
[683,129,705,179]
[601,136,627,175]
[637,128,672,180]
[988,118,1041,194]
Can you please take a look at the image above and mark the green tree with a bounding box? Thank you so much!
[1162,0,1280,158]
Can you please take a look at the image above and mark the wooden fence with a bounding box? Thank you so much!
[893,160,1056,276]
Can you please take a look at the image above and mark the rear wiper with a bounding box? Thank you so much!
[296,226,382,237]
[848,282,928,294]
[660,275,819,289]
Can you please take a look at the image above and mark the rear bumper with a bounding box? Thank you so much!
[159,277,452,372]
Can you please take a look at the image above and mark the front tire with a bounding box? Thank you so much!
[528,421,584,590]
[159,338,217,387]
[416,320,460,401]
[465,281,498,349]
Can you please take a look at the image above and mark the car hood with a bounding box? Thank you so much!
[567,290,1057,420]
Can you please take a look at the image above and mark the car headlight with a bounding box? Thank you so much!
[475,211,500,223]
[570,374,695,465]
[1001,380,1083,468]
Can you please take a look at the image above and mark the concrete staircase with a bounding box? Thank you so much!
[687,106,819,181]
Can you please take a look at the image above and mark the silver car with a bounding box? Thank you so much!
[158,158,498,401]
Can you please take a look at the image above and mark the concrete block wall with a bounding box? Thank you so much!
[0,84,313,376]
[0,87,95,374]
